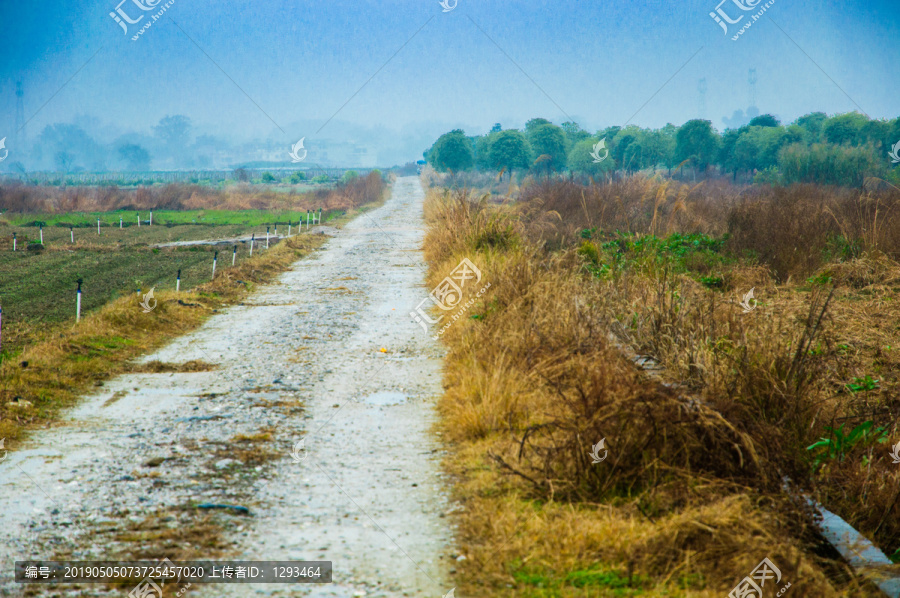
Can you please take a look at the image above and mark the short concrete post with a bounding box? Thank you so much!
[76,279,83,322]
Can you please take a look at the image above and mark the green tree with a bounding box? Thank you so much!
[675,119,720,173]
[732,126,795,173]
[473,134,495,170]
[823,112,869,146]
[117,144,151,171]
[525,118,553,134]
[794,112,827,141]
[561,121,590,151]
[719,127,746,178]
[612,126,642,171]
[568,137,615,178]
[527,123,568,173]
[428,129,475,172]
[860,119,891,151]
[779,143,884,186]
[489,130,532,176]
[748,114,780,127]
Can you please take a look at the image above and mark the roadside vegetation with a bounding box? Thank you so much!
[423,175,900,596]
[0,172,387,449]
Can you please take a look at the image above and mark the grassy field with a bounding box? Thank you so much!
[0,172,386,359]
[0,218,320,358]
[423,177,900,596]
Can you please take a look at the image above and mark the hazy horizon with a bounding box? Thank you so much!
[2,0,898,168]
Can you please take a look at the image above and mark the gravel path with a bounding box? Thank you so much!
[0,177,455,598]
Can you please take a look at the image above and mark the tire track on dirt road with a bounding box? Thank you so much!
[0,176,455,598]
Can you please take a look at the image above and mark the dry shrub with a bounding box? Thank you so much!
[0,172,386,215]
[424,184,898,595]
[514,177,900,282]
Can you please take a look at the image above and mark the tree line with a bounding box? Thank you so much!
[425,112,900,187]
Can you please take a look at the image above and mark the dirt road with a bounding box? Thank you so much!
[0,177,455,598]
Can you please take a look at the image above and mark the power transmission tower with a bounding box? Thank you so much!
[15,81,26,147]
[748,69,758,110]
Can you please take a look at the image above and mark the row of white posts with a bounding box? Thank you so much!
[8,209,323,250]
[69,211,319,323]
[2,209,325,349]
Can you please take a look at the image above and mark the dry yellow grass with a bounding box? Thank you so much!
[424,185,896,596]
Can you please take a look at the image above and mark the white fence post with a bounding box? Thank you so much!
[76,280,83,322]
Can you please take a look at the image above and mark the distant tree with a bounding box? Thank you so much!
[489,130,532,176]
[860,119,891,150]
[38,123,103,171]
[748,114,781,128]
[794,112,827,142]
[719,128,745,178]
[490,123,503,134]
[630,130,659,171]
[568,137,615,178]
[598,126,622,141]
[118,143,152,171]
[779,142,884,186]
[233,167,250,182]
[428,129,474,172]
[890,117,900,146]
[340,170,359,184]
[822,112,869,146]
[560,121,590,151]
[675,119,720,173]
[473,134,496,170]
[731,125,798,174]
[153,115,193,159]
[612,126,641,170]
[261,171,277,183]
[525,118,553,134]
[527,124,567,173]
[659,124,679,172]
[54,151,76,172]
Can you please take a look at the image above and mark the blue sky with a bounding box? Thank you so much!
[1,0,898,165]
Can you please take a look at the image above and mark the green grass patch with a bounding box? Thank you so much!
[509,563,648,596]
